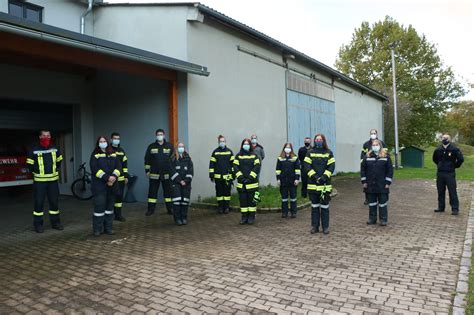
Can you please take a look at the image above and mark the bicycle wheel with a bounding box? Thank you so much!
[71,178,93,200]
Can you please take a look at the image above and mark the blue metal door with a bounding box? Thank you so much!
[287,90,336,161]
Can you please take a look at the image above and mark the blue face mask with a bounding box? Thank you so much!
[242,144,250,151]
[219,142,226,149]
[112,139,120,146]
[314,141,323,148]
[99,142,108,150]
[177,147,185,154]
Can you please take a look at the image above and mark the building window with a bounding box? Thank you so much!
[8,0,43,23]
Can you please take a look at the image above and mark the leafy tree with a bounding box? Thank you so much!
[335,16,466,147]
[442,101,474,145]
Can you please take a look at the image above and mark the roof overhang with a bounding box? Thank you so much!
[0,12,210,79]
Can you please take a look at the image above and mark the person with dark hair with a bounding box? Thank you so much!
[360,139,393,226]
[433,134,464,215]
[298,137,312,198]
[276,143,301,218]
[90,136,121,236]
[26,130,64,233]
[304,134,335,234]
[170,142,194,225]
[144,129,174,216]
[111,132,128,222]
[233,138,261,225]
[360,129,386,205]
[209,135,234,214]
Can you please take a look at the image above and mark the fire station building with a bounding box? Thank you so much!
[0,0,387,204]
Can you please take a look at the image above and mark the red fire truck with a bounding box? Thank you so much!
[0,155,33,187]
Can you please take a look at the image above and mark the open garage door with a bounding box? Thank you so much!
[0,99,75,194]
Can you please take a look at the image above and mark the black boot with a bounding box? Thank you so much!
[145,208,155,216]
[114,207,126,222]
[239,212,248,225]
[35,224,44,233]
[247,212,256,225]
[434,208,445,213]
[310,226,319,234]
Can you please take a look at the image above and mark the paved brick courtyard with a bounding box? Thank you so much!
[0,178,472,314]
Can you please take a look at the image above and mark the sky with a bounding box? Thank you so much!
[110,0,474,100]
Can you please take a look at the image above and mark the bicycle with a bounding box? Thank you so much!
[71,162,93,200]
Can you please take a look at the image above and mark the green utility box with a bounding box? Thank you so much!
[400,146,425,168]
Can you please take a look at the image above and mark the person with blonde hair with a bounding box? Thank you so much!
[276,143,301,218]
[360,139,393,226]
[170,142,193,225]
[360,129,386,205]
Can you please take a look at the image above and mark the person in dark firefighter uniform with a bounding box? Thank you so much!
[304,134,335,234]
[433,134,464,215]
[360,139,393,226]
[276,143,301,218]
[27,130,64,233]
[111,132,128,222]
[209,135,234,214]
[90,136,122,236]
[360,129,386,205]
[234,138,261,225]
[144,129,174,216]
[298,137,312,198]
[170,142,194,225]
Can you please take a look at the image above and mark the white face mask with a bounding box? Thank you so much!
[372,145,380,153]
[177,147,185,154]
[99,142,108,150]
[251,138,257,144]
[284,147,292,154]
[219,142,226,148]
[156,135,164,142]
[370,134,377,140]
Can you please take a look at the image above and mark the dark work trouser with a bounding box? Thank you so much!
[147,178,172,212]
[33,181,60,228]
[436,171,459,211]
[301,174,308,198]
[280,185,297,215]
[114,181,125,219]
[171,184,191,222]
[93,188,115,234]
[367,193,389,222]
[215,179,231,211]
[310,192,329,229]
[239,190,257,214]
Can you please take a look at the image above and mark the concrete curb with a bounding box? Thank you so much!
[452,183,474,315]
[192,189,338,213]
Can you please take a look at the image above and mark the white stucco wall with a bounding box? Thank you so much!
[186,18,288,200]
[93,5,189,60]
[0,0,92,34]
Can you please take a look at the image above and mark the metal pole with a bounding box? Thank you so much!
[391,47,400,169]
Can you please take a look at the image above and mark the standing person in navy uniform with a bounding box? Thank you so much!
[433,134,464,215]
[90,136,122,236]
[360,129,386,205]
[209,135,234,214]
[170,142,194,225]
[26,130,64,233]
[304,134,335,234]
[298,137,312,198]
[360,139,393,226]
[111,132,129,222]
[276,143,301,218]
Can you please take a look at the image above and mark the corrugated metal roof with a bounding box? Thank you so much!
[102,1,388,101]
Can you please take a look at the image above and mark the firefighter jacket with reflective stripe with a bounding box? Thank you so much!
[432,144,464,173]
[275,155,301,187]
[144,141,174,179]
[360,152,393,194]
[113,146,129,181]
[27,145,63,182]
[90,151,122,194]
[171,154,194,186]
[303,148,335,192]
[360,139,387,160]
[209,146,234,180]
[233,151,261,192]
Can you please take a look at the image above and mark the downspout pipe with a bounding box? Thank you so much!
[80,0,93,34]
